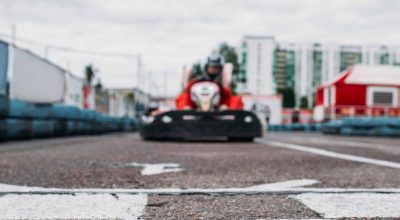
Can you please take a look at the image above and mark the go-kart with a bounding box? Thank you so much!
[139,81,262,141]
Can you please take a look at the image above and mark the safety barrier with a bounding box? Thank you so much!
[321,117,400,137]
[322,105,400,121]
[0,96,9,118]
[0,120,5,140]
[0,98,137,141]
[320,120,343,135]
[3,119,32,140]
[268,124,321,132]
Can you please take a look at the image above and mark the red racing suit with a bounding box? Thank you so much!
[176,79,243,110]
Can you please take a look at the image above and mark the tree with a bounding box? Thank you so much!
[84,65,98,86]
[300,96,309,109]
[217,43,240,77]
[125,92,135,102]
[94,79,103,91]
[190,42,241,92]
[191,61,203,79]
[216,43,240,93]
[277,88,296,108]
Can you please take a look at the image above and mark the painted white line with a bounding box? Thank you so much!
[269,135,400,152]
[308,137,399,152]
[125,162,183,175]
[245,179,319,190]
[257,139,400,169]
[0,179,318,195]
[1,180,400,195]
[0,179,317,219]
[0,193,147,220]
[292,193,400,218]
[2,179,400,218]
[272,133,400,152]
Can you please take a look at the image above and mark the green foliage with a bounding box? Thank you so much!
[94,79,103,91]
[217,43,240,77]
[217,43,240,92]
[191,61,203,79]
[277,88,296,108]
[125,92,135,102]
[84,65,97,86]
[190,42,241,92]
[300,96,309,109]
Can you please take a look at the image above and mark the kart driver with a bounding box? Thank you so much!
[176,54,243,110]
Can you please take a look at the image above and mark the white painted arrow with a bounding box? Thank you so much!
[124,162,184,175]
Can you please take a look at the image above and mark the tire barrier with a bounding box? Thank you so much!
[321,120,343,135]
[321,117,400,137]
[268,124,321,132]
[0,120,6,141]
[0,99,138,141]
[32,120,56,138]
[0,96,9,118]
[4,119,32,140]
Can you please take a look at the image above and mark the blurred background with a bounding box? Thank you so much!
[1,0,400,129]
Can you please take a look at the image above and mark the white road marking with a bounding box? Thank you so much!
[310,137,399,150]
[1,180,400,195]
[245,179,319,190]
[291,136,400,152]
[292,193,400,218]
[125,162,184,175]
[1,179,400,218]
[0,179,317,195]
[0,179,317,219]
[0,193,147,220]
[257,139,400,169]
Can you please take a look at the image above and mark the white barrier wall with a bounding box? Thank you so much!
[109,90,125,117]
[242,95,282,125]
[64,73,83,108]
[108,89,135,117]
[11,48,65,103]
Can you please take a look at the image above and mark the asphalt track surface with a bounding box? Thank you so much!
[0,132,400,219]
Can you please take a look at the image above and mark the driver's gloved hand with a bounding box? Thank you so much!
[183,106,192,110]
[219,104,228,111]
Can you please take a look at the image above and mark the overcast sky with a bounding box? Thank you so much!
[1,0,400,96]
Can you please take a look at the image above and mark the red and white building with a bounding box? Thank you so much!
[314,65,400,121]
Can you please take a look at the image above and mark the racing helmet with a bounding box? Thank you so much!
[204,54,225,81]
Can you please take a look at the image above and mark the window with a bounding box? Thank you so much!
[367,86,398,107]
[373,92,393,105]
